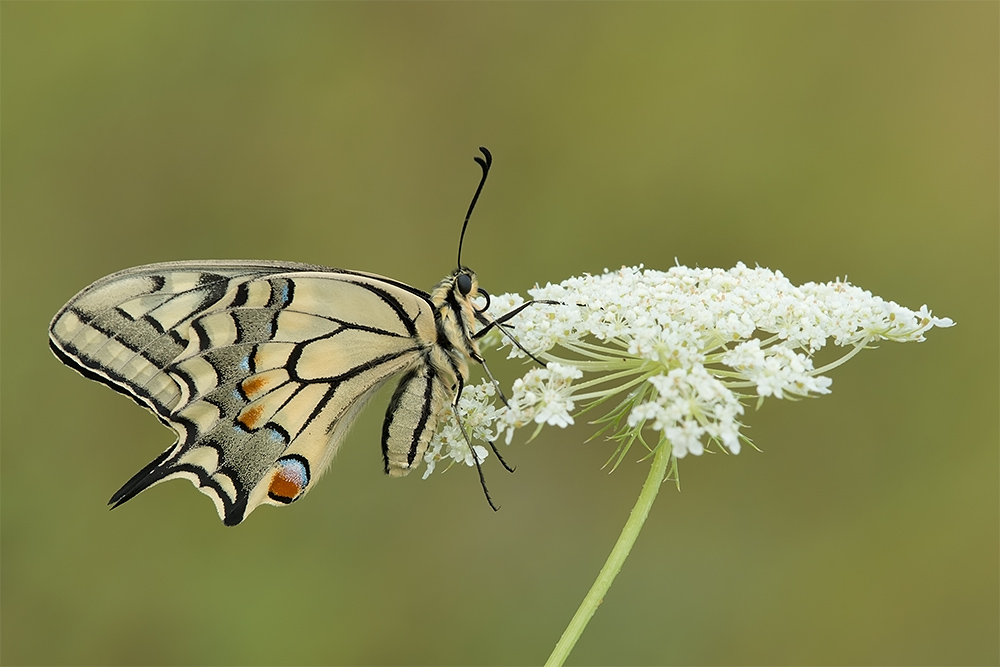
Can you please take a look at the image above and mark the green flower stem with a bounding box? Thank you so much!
[544,438,671,667]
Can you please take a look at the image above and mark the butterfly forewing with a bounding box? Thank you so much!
[50,260,476,525]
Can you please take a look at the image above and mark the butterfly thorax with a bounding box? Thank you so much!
[427,268,482,389]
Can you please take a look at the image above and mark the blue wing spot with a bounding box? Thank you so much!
[265,422,291,444]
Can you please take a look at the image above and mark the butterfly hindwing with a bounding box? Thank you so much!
[50,260,456,525]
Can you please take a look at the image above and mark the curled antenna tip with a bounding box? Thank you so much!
[476,146,493,170]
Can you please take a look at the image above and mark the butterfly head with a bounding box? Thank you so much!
[435,267,485,311]
[454,267,490,313]
[430,267,490,354]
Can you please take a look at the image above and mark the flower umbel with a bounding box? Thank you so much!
[420,262,952,667]
[425,263,953,473]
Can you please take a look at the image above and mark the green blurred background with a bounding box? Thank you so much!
[2,4,996,665]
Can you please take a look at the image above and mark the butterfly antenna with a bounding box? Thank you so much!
[457,146,493,269]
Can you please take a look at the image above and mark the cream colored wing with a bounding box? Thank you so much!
[49,261,443,525]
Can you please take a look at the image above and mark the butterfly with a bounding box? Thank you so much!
[49,147,534,526]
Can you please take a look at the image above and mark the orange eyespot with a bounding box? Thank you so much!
[268,456,310,503]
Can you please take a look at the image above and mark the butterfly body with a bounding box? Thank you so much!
[49,260,486,525]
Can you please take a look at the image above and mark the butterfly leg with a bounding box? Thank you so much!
[451,404,501,512]
[486,440,515,473]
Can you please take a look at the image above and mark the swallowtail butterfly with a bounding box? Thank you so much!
[49,147,528,525]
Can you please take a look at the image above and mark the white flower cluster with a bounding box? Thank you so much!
[721,339,831,399]
[423,263,953,474]
[499,363,583,436]
[421,380,499,479]
[627,366,744,458]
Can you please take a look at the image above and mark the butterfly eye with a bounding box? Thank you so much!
[457,273,473,296]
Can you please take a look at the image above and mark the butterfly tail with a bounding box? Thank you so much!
[108,448,174,509]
